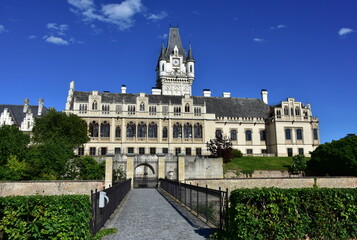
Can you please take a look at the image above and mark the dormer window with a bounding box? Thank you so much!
[140,102,145,112]
[185,103,190,113]
[92,101,97,110]
[284,106,289,115]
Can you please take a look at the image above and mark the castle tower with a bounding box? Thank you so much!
[156,27,195,96]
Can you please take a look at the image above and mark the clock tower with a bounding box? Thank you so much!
[156,27,195,96]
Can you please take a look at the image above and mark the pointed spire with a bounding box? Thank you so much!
[159,43,166,60]
[186,44,194,62]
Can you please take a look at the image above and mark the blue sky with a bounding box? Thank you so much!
[0,0,356,144]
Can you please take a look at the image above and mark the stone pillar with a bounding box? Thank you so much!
[178,154,185,181]
[157,153,166,179]
[126,154,135,187]
[104,155,114,188]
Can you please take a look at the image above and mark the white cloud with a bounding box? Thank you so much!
[47,23,69,35]
[28,35,37,39]
[338,27,355,37]
[253,38,265,43]
[158,33,168,39]
[270,24,287,30]
[68,0,166,30]
[44,36,69,45]
[0,25,7,33]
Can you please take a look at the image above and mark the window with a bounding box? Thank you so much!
[140,102,145,112]
[89,147,96,156]
[115,148,121,155]
[115,126,121,138]
[186,148,192,156]
[313,129,319,140]
[102,104,110,114]
[139,147,145,155]
[78,147,84,156]
[137,122,147,138]
[285,128,292,140]
[295,107,300,116]
[174,107,181,116]
[148,122,157,138]
[290,107,294,116]
[100,121,110,138]
[126,121,136,138]
[79,104,87,114]
[231,129,237,141]
[194,107,201,116]
[100,147,107,156]
[190,65,193,73]
[261,149,268,154]
[185,103,190,112]
[162,106,168,115]
[162,127,168,139]
[162,63,164,71]
[128,105,135,115]
[150,148,156,155]
[260,130,266,141]
[92,101,97,110]
[276,110,281,118]
[246,149,253,155]
[287,148,293,157]
[245,130,252,141]
[298,148,304,155]
[184,123,192,138]
[196,148,202,157]
[89,121,99,137]
[173,123,182,138]
[194,123,202,138]
[128,147,134,154]
[162,148,168,154]
[215,129,223,139]
[116,105,122,114]
[296,129,303,140]
[149,106,156,115]
[175,148,181,155]
[284,106,289,115]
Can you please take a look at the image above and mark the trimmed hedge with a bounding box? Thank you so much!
[0,195,91,240]
[224,188,357,240]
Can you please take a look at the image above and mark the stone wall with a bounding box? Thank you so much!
[185,156,223,179]
[224,170,302,178]
[185,177,357,194]
[0,180,104,197]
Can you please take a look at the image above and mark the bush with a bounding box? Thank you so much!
[231,149,243,158]
[288,154,307,176]
[224,188,357,240]
[0,195,91,240]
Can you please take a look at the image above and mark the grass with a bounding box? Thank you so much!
[92,228,118,240]
[224,156,310,171]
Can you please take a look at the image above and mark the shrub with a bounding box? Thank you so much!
[231,149,243,158]
[0,195,91,240]
[288,154,307,176]
[224,188,357,240]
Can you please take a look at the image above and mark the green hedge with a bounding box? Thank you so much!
[0,195,91,240]
[224,188,357,240]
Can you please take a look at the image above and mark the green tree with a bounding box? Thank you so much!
[289,154,307,176]
[67,156,105,180]
[0,125,30,165]
[307,134,357,176]
[32,109,89,148]
[207,135,233,163]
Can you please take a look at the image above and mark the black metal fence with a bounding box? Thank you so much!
[90,179,131,234]
[159,179,228,229]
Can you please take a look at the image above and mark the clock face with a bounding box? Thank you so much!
[173,58,179,66]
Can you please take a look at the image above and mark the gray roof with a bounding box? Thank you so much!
[165,28,186,60]
[0,105,48,126]
[73,91,269,118]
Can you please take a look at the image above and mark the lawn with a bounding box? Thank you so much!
[223,156,309,171]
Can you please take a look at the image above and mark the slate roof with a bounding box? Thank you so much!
[165,28,186,60]
[73,91,269,118]
[0,105,48,126]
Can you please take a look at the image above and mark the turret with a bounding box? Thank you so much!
[186,44,195,78]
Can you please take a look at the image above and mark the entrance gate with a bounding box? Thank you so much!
[133,163,158,188]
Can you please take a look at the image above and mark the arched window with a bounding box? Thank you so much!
[137,122,147,138]
[290,107,294,116]
[295,107,300,116]
[126,122,136,138]
[184,123,192,138]
[284,106,289,115]
[173,123,182,138]
[140,102,145,112]
[194,123,202,139]
[89,121,99,137]
[162,127,168,139]
[100,121,110,138]
[115,126,121,138]
[185,104,190,113]
[92,101,97,110]
[148,122,157,138]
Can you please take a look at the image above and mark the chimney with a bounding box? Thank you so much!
[38,98,44,116]
[203,89,211,97]
[23,98,29,113]
[121,85,127,94]
[223,92,231,98]
[261,89,268,104]
[152,87,162,95]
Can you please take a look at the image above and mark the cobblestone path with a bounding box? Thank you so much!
[103,189,214,240]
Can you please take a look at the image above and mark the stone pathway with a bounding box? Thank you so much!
[103,189,214,240]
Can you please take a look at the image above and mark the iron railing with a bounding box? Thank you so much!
[90,179,131,234]
[159,178,228,229]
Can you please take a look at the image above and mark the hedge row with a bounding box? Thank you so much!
[0,195,91,240]
[224,188,357,240]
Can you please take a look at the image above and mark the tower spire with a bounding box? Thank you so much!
[186,44,194,62]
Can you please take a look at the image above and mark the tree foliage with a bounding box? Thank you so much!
[307,134,357,176]
[67,156,105,180]
[289,154,307,176]
[207,135,233,163]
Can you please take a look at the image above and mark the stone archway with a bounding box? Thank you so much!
[133,163,158,188]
